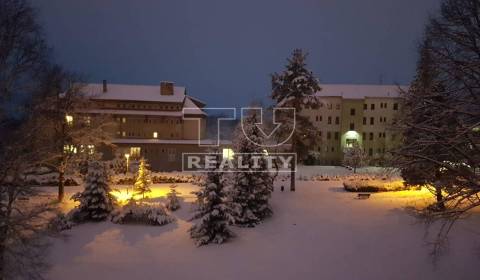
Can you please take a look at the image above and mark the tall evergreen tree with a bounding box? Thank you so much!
[271,49,321,191]
[190,156,234,246]
[134,158,152,199]
[395,38,453,210]
[230,112,274,226]
[71,160,116,221]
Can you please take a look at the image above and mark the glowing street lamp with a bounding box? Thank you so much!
[124,153,130,174]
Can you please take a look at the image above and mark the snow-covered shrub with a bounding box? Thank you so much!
[343,176,407,192]
[165,184,181,211]
[49,213,74,231]
[111,200,174,225]
[70,160,117,222]
[134,158,152,198]
[190,158,235,246]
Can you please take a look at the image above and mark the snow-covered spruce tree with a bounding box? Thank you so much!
[393,0,480,256]
[230,112,274,227]
[271,49,321,191]
[71,160,116,222]
[342,142,367,174]
[165,184,181,211]
[190,156,234,246]
[134,158,152,199]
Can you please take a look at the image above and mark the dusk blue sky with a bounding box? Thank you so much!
[33,0,440,107]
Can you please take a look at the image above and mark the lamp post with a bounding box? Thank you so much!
[125,153,130,174]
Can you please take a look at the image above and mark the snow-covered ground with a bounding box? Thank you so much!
[43,173,480,280]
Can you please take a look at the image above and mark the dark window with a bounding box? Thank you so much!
[335,117,339,125]
[350,123,355,130]
[371,104,375,110]
[328,116,332,124]
[384,103,388,109]
[350,108,356,116]
[393,103,398,110]
[319,116,323,122]
[315,116,318,122]
[370,117,374,125]
[369,132,374,140]
[378,132,382,138]
[362,132,366,140]
[334,132,339,140]
[363,103,367,110]
[363,117,366,125]
[369,148,373,156]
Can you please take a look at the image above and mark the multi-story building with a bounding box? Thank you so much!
[302,84,405,165]
[81,81,209,171]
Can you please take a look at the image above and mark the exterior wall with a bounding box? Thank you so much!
[114,143,208,171]
[302,96,403,165]
[303,97,343,165]
[89,98,208,171]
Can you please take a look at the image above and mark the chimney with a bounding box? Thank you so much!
[102,80,107,93]
[160,81,174,95]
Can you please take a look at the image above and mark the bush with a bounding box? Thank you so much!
[111,200,174,225]
[343,178,407,192]
[49,213,75,231]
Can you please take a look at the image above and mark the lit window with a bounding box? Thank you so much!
[63,145,77,154]
[122,117,126,123]
[87,145,95,155]
[222,148,234,160]
[153,132,158,138]
[65,115,73,126]
[130,147,141,158]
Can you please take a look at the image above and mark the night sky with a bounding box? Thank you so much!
[33,0,439,107]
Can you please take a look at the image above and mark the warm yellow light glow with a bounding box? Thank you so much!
[111,187,171,205]
[65,115,73,126]
[153,132,158,138]
[130,147,141,158]
[344,130,359,139]
[63,144,77,154]
[222,148,234,160]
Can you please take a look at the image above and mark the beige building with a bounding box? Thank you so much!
[81,81,211,171]
[302,84,405,165]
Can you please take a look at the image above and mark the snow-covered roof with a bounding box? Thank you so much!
[83,83,186,103]
[183,96,205,115]
[78,96,206,117]
[316,84,407,99]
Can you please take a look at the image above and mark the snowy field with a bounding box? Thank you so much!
[42,170,480,280]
